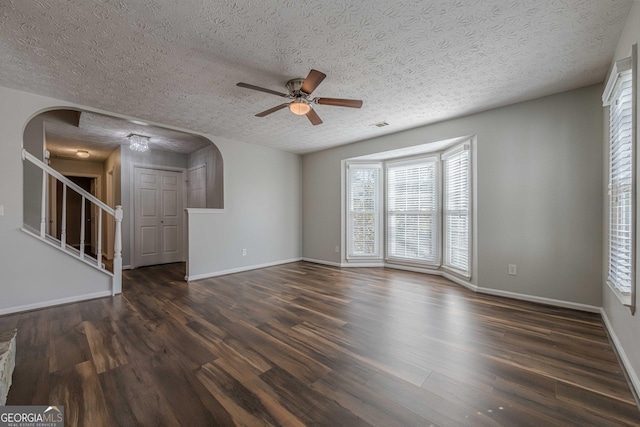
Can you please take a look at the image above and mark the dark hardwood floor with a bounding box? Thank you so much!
[1,261,639,426]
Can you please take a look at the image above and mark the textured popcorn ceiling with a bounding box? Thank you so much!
[45,111,211,161]
[0,0,632,154]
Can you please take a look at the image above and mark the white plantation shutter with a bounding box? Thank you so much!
[443,144,471,275]
[604,58,635,297]
[386,158,438,264]
[347,164,381,258]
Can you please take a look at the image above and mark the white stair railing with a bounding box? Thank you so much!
[22,149,122,295]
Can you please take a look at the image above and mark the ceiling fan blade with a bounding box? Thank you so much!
[316,98,363,108]
[306,108,323,126]
[237,82,288,98]
[256,103,290,117]
[300,69,326,95]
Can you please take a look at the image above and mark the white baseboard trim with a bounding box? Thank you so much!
[122,265,132,270]
[301,258,343,268]
[186,258,303,281]
[600,308,640,401]
[383,264,478,291]
[342,262,385,268]
[384,262,441,275]
[0,291,112,316]
[476,287,601,313]
[304,258,479,291]
[301,257,601,313]
[442,272,478,291]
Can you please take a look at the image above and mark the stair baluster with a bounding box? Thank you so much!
[21,149,123,295]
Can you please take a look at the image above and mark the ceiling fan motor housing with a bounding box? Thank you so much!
[286,78,306,95]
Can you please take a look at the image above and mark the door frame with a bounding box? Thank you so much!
[130,163,187,269]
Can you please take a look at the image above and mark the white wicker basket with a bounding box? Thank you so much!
[0,330,17,406]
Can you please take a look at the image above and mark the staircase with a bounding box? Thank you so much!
[21,149,123,295]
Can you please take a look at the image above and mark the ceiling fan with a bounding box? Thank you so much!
[236,69,363,126]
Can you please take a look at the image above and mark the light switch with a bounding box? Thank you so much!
[0,205,4,216]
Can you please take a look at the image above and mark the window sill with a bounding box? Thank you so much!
[346,256,383,261]
[385,258,440,269]
[606,280,633,308]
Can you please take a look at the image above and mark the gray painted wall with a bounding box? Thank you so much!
[188,145,224,208]
[22,117,44,231]
[187,137,302,277]
[0,88,112,312]
[602,0,640,391]
[0,86,302,313]
[303,85,603,306]
[49,158,105,182]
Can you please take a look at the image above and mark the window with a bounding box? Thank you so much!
[443,144,471,276]
[603,47,636,310]
[344,139,473,278]
[347,164,381,258]
[386,157,439,264]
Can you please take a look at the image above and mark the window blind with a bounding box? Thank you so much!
[386,158,438,263]
[607,69,634,295]
[443,145,471,275]
[347,165,381,257]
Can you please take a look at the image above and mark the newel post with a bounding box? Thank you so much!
[112,205,123,296]
[40,169,47,238]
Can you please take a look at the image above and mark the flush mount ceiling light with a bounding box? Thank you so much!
[289,101,311,116]
[76,150,90,158]
[128,134,150,152]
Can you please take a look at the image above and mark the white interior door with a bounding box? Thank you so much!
[134,167,184,267]
[188,164,207,208]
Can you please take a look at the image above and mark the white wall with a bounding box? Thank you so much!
[303,85,603,307]
[603,0,640,394]
[0,86,302,313]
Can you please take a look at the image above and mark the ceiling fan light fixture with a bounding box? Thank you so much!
[289,101,311,116]
[128,134,150,152]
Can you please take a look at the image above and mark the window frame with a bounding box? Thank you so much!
[603,44,637,314]
[441,142,472,278]
[343,138,474,281]
[385,155,441,267]
[346,162,384,260]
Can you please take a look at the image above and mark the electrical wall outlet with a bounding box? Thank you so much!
[242,248,247,256]
[0,205,4,216]
[508,264,517,276]
[335,245,340,253]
